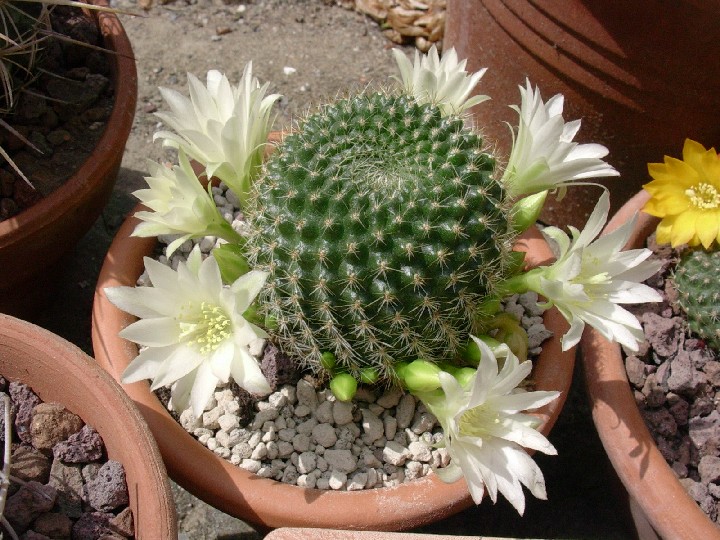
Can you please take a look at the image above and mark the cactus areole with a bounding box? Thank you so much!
[245,93,518,381]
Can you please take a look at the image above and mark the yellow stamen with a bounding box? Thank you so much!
[178,302,231,355]
[458,405,501,438]
[685,182,720,210]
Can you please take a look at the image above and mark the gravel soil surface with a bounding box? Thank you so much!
[32,1,641,538]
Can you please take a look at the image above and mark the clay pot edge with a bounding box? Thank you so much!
[580,189,720,539]
[0,313,177,539]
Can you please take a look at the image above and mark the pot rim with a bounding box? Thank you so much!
[0,313,177,538]
[91,206,576,531]
[580,189,720,539]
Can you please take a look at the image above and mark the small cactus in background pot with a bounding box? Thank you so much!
[673,249,720,350]
[106,46,664,513]
[643,139,720,351]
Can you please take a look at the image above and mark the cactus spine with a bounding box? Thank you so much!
[245,92,518,383]
[673,248,720,350]
[0,1,52,115]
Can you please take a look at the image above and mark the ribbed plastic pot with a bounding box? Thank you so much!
[0,314,177,539]
[91,210,576,531]
[0,0,137,318]
[580,190,720,539]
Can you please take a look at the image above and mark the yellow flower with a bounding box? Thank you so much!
[643,139,720,248]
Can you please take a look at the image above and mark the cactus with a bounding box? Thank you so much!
[673,248,720,349]
[244,92,518,383]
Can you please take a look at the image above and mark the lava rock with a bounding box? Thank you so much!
[668,350,704,396]
[82,460,129,512]
[699,455,720,484]
[109,506,135,537]
[261,343,300,390]
[641,312,684,359]
[71,511,115,540]
[32,512,73,538]
[53,424,104,463]
[9,382,42,443]
[11,445,51,483]
[48,460,84,519]
[30,402,84,450]
[5,481,57,533]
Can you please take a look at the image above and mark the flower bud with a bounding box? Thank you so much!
[359,367,379,384]
[438,363,477,388]
[320,351,336,372]
[399,359,442,393]
[213,243,250,283]
[491,313,529,363]
[510,190,547,233]
[330,373,357,402]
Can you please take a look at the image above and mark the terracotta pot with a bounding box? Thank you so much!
[580,190,720,539]
[265,529,479,540]
[0,314,177,539]
[91,208,576,531]
[0,0,137,319]
[445,1,720,229]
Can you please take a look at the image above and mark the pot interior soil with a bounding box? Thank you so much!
[0,5,113,221]
[625,232,720,527]
[0,378,135,538]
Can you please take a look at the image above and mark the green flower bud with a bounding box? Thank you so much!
[399,359,442,393]
[437,363,477,388]
[490,313,529,363]
[359,367,379,384]
[212,243,249,284]
[330,373,358,402]
[453,367,477,388]
[320,351,336,372]
[510,190,548,233]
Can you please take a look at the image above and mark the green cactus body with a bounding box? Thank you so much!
[674,248,720,350]
[245,92,517,382]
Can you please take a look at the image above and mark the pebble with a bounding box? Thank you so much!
[328,470,347,490]
[324,449,357,473]
[382,441,409,466]
[333,400,354,425]
[395,394,416,429]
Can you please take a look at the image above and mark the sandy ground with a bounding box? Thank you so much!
[33,1,641,538]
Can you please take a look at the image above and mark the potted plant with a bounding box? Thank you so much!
[0,0,137,319]
[0,313,177,538]
[92,46,659,530]
[581,141,720,538]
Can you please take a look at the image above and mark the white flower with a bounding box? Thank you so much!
[422,338,559,515]
[523,191,663,351]
[105,247,271,417]
[154,64,281,203]
[393,45,489,116]
[502,80,619,198]
[132,150,241,257]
